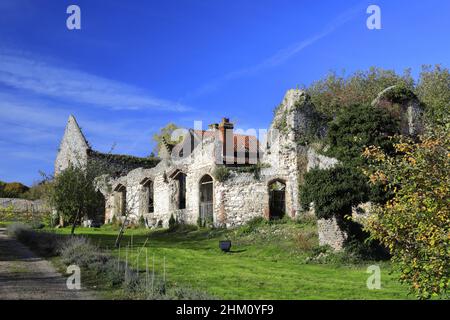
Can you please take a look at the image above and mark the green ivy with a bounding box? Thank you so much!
[300,165,369,219]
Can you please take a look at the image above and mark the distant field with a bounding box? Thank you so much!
[50,221,410,300]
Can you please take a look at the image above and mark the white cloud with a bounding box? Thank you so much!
[0,92,159,157]
[0,51,190,112]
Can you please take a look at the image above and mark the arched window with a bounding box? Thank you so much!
[199,175,214,225]
[176,172,187,209]
[143,179,154,213]
[114,184,127,216]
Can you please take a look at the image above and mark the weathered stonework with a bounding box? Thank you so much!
[55,115,89,175]
[55,89,321,228]
[49,86,425,250]
[0,198,50,214]
[317,217,348,251]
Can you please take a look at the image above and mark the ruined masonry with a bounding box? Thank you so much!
[55,89,335,229]
[55,87,423,250]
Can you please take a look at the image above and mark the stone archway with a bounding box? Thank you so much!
[199,174,214,225]
[268,179,286,220]
[114,184,126,216]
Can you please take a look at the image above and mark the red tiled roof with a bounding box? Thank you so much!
[193,130,259,152]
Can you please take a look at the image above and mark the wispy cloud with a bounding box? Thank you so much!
[0,92,158,154]
[189,4,363,97]
[0,50,190,112]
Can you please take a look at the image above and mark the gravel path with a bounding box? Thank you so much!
[0,228,94,300]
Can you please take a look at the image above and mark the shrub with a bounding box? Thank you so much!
[237,217,266,235]
[7,223,60,257]
[295,231,316,251]
[30,221,45,229]
[9,226,213,299]
[139,215,146,228]
[295,214,317,226]
[306,67,414,117]
[416,64,450,126]
[213,166,230,182]
[58,236,108,268]
[299,165,369,220]
[6,222,31,237]
[197,215,204,228]
[324,104,400,165]
[168,214,177,231]
[166,286,216,300]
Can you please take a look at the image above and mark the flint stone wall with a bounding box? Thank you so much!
[0,198,50,214]
[317,217,348,251]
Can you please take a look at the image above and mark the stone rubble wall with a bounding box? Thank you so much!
[103,134,219,227]
[317,217,348,251]
[306,148,338,171]
[263,89,310,217]
[0,198,50,214]
[215,172,267,228]
[101,89,333,228]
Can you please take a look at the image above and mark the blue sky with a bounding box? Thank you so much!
[0,0,449,185]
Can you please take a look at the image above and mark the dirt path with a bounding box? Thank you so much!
[0,228,94,300]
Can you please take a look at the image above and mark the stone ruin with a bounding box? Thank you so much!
[54,87,423,250]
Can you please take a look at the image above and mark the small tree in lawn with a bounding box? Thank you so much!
[48,165,103,235]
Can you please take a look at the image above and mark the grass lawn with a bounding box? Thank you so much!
[49,220,411,300]
[0,221,14,228]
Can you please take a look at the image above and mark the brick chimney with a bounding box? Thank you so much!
[218,118,234,164]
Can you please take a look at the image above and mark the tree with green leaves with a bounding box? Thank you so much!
[306,67,414,117]
[0,181,29,198]
[299,104,399,246]
[152,123,183,156]
[48,165,104,235]
[324,104,400,165]
[363,123,449,299]
[416,64,450,127]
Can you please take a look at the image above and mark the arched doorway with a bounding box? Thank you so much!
[199,175,214,226]
[142,179,154,214]
[114,184,127,216]
[268,180,286,220]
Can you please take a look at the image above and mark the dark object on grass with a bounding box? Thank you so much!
[219,240,231,252]
[91,222,102,228]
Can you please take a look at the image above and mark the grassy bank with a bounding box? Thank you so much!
[48,219,410,300]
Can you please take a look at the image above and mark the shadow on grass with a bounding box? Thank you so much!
[226,249,247,254]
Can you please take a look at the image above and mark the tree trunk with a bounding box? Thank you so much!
[115,214,128,248]
[71,209,81,235]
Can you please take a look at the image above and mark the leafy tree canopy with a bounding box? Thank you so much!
[416,65,450,126]
[48,165,104,234]
[152,123,183,156]
[306,67,414,117]
[363,123,450,299]
[0,181,29,198]
[300,165,369,220]
[325,104,400,165]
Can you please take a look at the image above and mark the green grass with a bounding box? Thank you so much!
[0,221,14,228]
[49,221,411,300]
